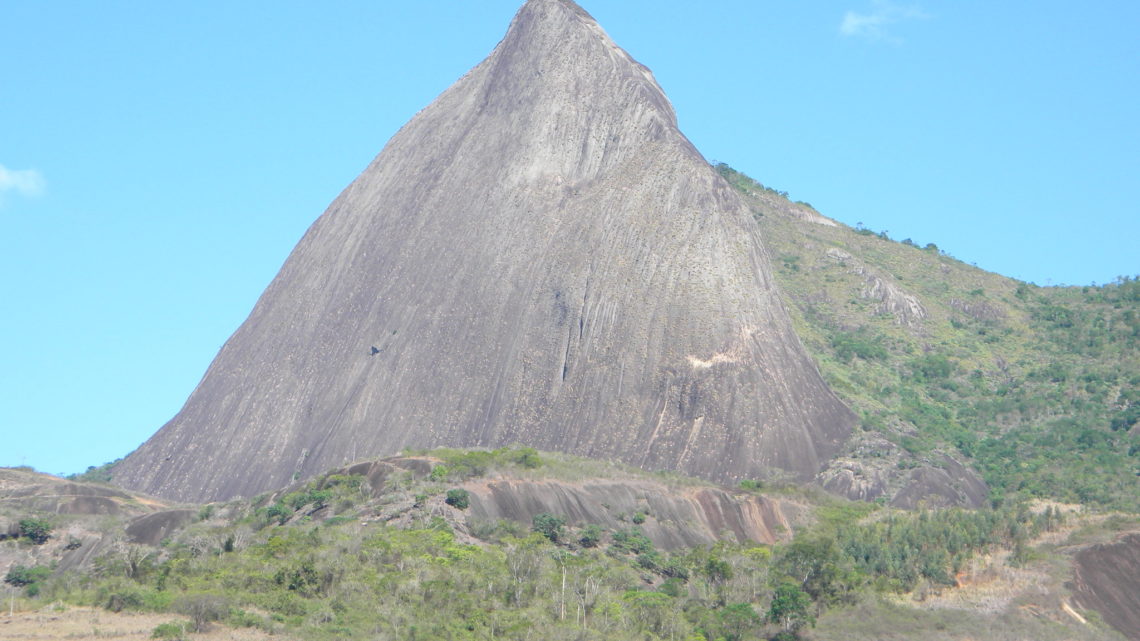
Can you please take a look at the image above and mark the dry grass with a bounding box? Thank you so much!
[0,605,284,641]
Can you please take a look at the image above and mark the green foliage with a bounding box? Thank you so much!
[4,564,51,588]
[7,448,1089,641]
[830,328,888,362]
[739,478,764,491]
[444,488,470,510]
[255,473,366,526]
[151,621,188,640]
[717,163,1140,512]
[578,523,603,548]
[909,353,955,381]
[611,527,654,555]
[772,536,858,606]
[714,162,791,200]
[767,581,814,634]
[531,513,565,542]
[423,446,545,481]
[18,517,52,544]
[67,458,120,483]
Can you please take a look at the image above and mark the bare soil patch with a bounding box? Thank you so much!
[0,605,283,641]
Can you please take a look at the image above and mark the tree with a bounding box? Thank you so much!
[18,518,52,544]
[711,602,762,641]
[772,536,857,606]
[702,555,734,605]
[4,564,50,587]
[532,513,565,543]
[766,581,813,635]
[173,593,229,633]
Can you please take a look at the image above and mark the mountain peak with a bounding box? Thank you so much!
[115,1,855,502]
[436,0,683,186]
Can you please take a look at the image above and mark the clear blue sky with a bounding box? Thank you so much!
[3,1,1137,476]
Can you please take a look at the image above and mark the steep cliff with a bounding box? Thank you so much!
[115,0,854,502]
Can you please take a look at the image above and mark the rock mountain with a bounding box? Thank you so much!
[115,0,856,502]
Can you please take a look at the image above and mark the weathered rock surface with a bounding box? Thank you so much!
[243,456,806,550]
[0,468,156,516]
[125,509,198,546]
[1072,533,1140,640]
[0,467,171,579]
[464,478,804,550]
[889,455,988,509]
[115,0,855,502]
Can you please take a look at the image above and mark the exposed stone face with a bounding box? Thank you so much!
[1072,533,1140,640]
[115,0,855,502]
[464,479,804,550]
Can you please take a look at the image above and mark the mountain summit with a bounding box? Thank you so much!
[115,0,856,502]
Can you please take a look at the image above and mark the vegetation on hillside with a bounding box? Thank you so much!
[717,163,1140,512]
[5,456,1120,641]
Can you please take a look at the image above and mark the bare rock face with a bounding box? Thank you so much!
[1072,533,1140,640]
[115,0,854,502]
[889,455,988,509]
[463,478,805,550]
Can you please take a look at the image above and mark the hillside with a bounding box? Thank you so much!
[715,164,1140,513]
[5,449,1140,640]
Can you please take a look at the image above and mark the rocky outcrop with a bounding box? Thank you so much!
[464,478,805,550]
[0,468,155,516]
[949,297,1006,322]
[824,247,926,327]
[115,0,854,502]
[0,468,170,581]
[861,274,928,327]
[126,510,198,546]
[1072,533,1140,640]
[889,455,988,509]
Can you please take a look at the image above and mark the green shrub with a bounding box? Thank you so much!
[4,564,51,587]
[445,489,470,510]
[910,353,954,381]
[578,524,603,548]
[830,329,888,362]
[515,448,541,468]
[18,518,52,544]
[739,479,764,491]
[151,621,188,640]
[322,515,355,526]
[532,513,565,542]
[264,503,292,525]
[611,528,654,555]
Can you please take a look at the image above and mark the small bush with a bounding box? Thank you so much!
[174,593,230,633]
[4,564,51,587]
[532,513,565,542]
[611,528,654,555]
[18,518,52,544]
[578,524,604,548]
[445,489,470,510]
[739,479,764,491]
[151,621,188,640]
[322,515,355,527]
